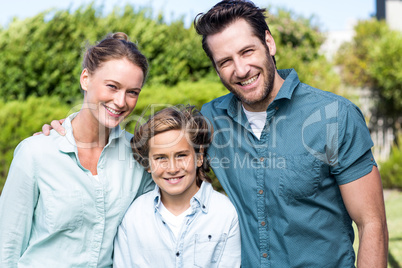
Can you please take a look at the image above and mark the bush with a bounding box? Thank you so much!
[269,8,342,95]
[380,136,402,189]
[0,4,211,102]
[335,19,402,120]
[0,4,342,103]
[0,96,71,193]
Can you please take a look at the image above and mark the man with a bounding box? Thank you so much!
[194,0,388,267]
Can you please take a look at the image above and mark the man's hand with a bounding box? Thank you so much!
[33,119,66,136]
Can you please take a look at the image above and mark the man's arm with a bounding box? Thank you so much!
[339,166,388,267]
[37,119,66,136]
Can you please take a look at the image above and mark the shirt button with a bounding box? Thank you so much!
[260,157,264,162]
[263,253,268,258]
[261,221,266,226]
[176,251,180,257]
[275,106,279,110]
[259,189,264,194]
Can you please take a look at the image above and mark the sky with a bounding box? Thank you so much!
[0,0,376,32]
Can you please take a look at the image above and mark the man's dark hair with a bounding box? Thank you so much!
[194,0,276,67]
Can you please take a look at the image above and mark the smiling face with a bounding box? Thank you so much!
[148,129,203,205]
[207,19,278,112]
[80,58,144,129]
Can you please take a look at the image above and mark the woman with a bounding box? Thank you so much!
[0,32,153,267]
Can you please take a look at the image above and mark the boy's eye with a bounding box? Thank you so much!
[107,84,117,89]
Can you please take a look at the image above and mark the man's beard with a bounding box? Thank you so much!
[220,49,275,108]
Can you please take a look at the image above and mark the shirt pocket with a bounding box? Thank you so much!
[194,233,228,267]
[278,153,321,202]
[44,190,84,232]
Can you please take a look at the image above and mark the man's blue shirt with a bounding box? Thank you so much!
[201,69,376,267]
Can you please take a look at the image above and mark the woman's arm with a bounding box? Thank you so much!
[0,140,38,266]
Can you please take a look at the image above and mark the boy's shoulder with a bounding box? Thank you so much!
[209,189,238,217]
[125,188,157,216]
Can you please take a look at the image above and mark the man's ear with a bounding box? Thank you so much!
[80,68,89,92]
[265,31,277,56]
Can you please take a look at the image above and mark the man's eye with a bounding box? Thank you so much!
[220,60,230,68]
[244,49,253,55]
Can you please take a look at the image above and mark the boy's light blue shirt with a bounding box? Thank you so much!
[113,181,241,268]
[201,69,377,267]
[0,113,154,268]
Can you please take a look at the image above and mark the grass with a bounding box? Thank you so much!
[385,190,402,267]
[353,189,402,267]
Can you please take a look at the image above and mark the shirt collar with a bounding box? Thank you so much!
[275,68,300,101]
[191,181,212,214]
[153,181,213,214]
[58,112,125,154]
[216,68,301,114]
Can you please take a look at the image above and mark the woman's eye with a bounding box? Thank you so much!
[128,90,140,96]
[107,84,117,89]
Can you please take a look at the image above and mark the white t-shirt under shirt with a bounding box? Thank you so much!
[242,105,267,139]
[159,203,192,238]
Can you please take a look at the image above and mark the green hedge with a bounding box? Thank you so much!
[0,3,342,103]
[0,4,211,102]
[380,136,402,189]
[0,97,71,193]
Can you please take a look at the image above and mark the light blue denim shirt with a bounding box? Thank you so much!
[113,181,241,267]
[201,69,377,267]
[0,113,154,268]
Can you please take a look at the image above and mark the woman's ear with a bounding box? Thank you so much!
[80,69,89,92]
